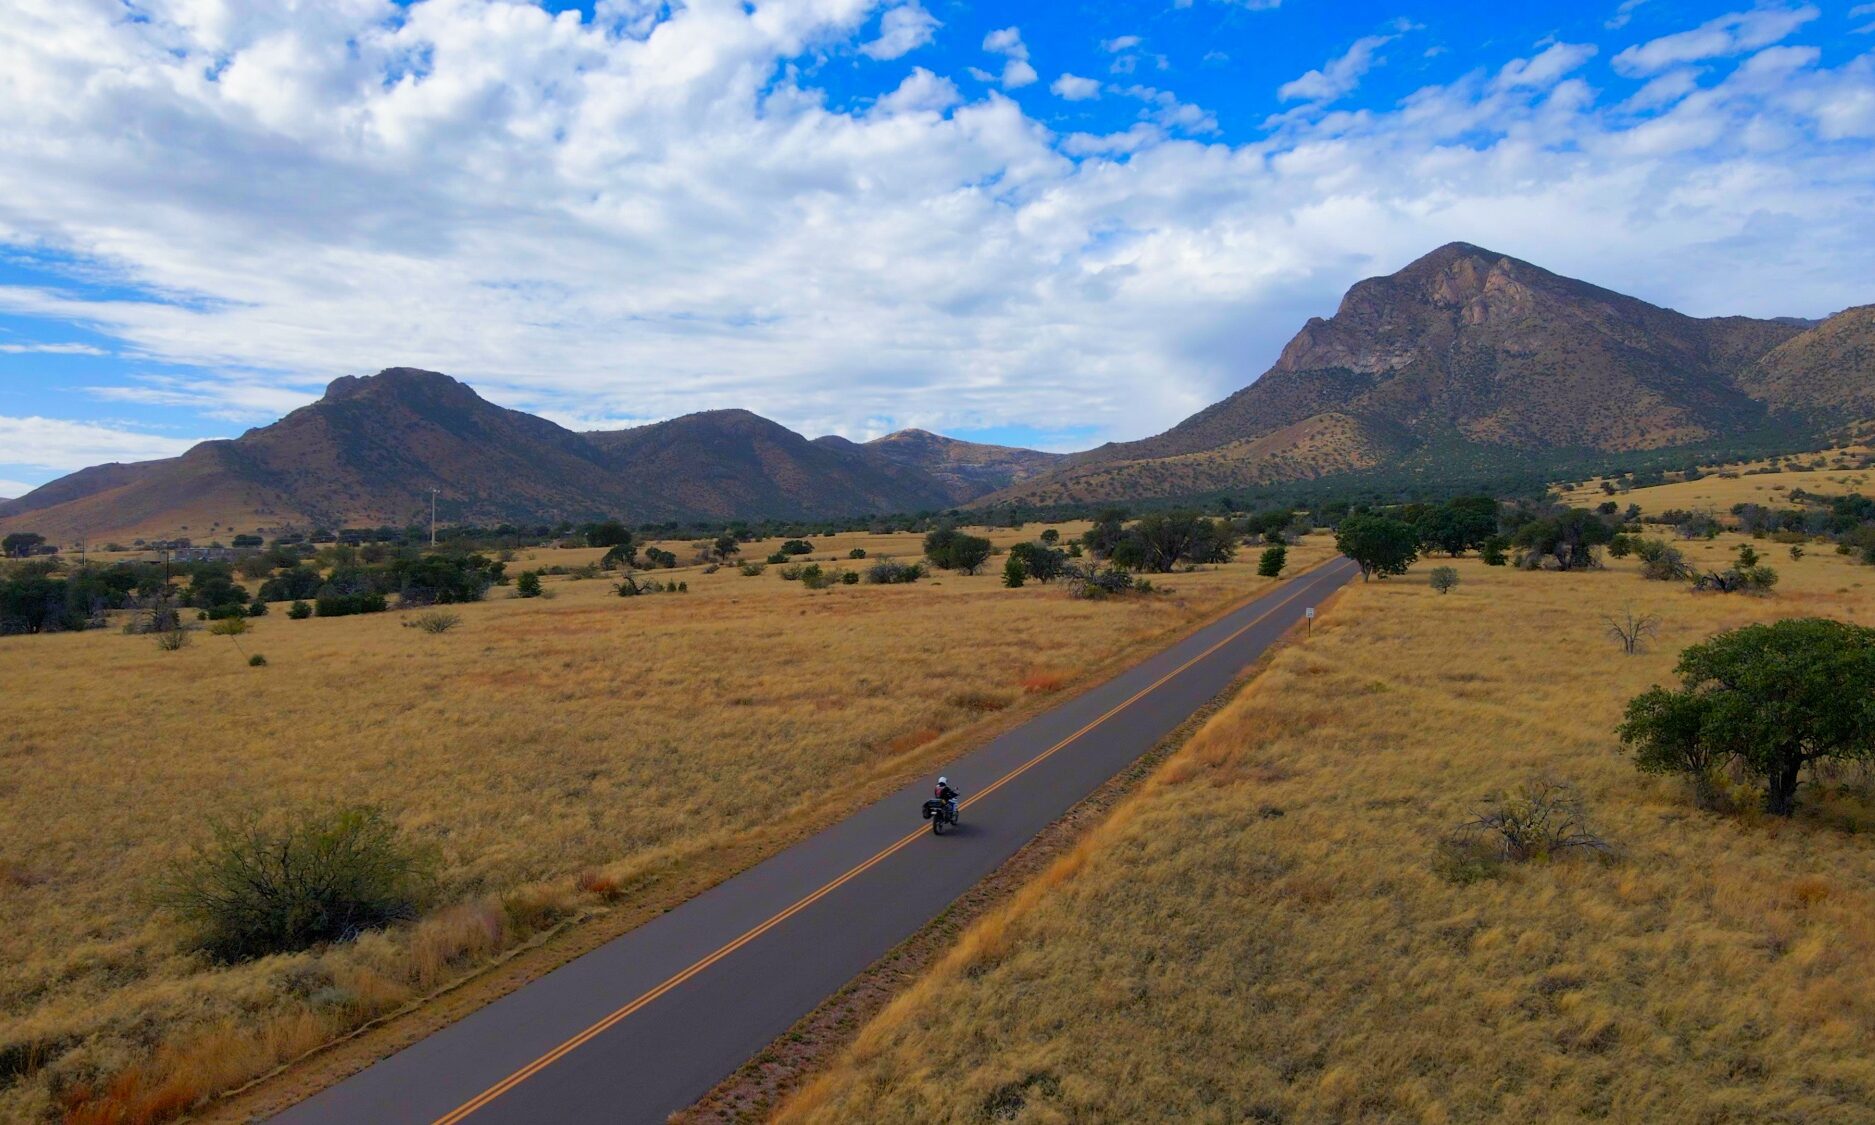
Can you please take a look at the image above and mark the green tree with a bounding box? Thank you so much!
[1618,619,1875,816]
[925,530,992,574]
[1429,566,1459,594]
[1479,536,1510,567]
[3,531,45,558]
[1257,545,1287,578]
[1335,515,1418,581]
[1002,555,1026,588]
[584,520,632,549]
[516,571,542,598]
[1512,508,1614,570]
[1009,541,1067,582]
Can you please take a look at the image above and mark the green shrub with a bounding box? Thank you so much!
[314,592,388,617]
[766,551,788,565]
[408,610,462,634]
[1003,555,1026,587]
[248,653,268,667]
[1257,545,1287,578]
[1480,536,1509,566]
[287,600,313,620]
[780,539,815,556]
[848,547,867,559]
[515,571,542,598]
[739,562,767,576]
[841,570,859,585]
[154,627,191,651]
[157,806,431,962]
[247,600,269,617]
[1429,566,1459,594]
[866,560,925,584]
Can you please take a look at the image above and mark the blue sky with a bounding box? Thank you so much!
[1,0,1872,497]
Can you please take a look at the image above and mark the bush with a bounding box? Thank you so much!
[154,627,191,651]
[409,610,462,634]
[287,600,313,620]
[924,528,993,574]
[841,570,859,585]
[739,562,767,576]
[248,653,268,667]
[516,571,542,598]
[315,592,388,617]
[1003,555,1026,587]
[208,616,250,637]
[1435,780,1610,883]
[206,602,250,621]
[866,560,925,584]
[1429,566,1459,594]
[848,547,867,559]
[796,564,830,589]
[1480,536,1509,566]
[779,539,815,556]
[1635,538,1692,582]
[1257,545,1287,578]
[247,600,268,617]
[157,806,431,961]
[1065,563,1136,599]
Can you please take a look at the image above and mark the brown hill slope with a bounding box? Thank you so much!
[1735,305,1875,418]
[0,370,990,542]
[858,429,1064,503]
[986,242,1821,505]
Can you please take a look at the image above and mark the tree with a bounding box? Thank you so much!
[1618,619,1875,815]
[1039,528,1060,545]
[585,520,632,549]
[1512,508,1614,570]
[516,571,542,598]
[3,531,45,558]
[1002,555,1026,588]
[1009,541,1067,583]
[1257,545,1287,578]
[1606,607,1660,655]
[1414,496,1499,557]
[1480,536,1509,567]
[925,528,992,574]
[1335,515,1418,581]
[1081,510,1129,559]
[1110,512,1234,573]
[713,535,741,560]
[1429,566,1459,594]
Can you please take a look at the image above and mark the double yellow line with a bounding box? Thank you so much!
[432,559,1346,1124]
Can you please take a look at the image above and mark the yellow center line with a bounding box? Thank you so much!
[431,558,1347,1124]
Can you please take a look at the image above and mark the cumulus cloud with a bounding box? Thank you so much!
[859,3,938,61]
[0,0,1871,464]
[1051,73,1101,101]
[1494,42,1598,90]
[1278,33,1398,104]
[982,25,1037,88]
[1613,5,1820,75]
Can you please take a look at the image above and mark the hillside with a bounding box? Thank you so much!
[985,243,1851,506]
[859,429,1063,503]
[0,370,1001,541]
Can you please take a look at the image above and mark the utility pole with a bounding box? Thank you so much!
[430,488,439,549]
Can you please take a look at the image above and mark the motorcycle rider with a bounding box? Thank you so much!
[934,775,960,820]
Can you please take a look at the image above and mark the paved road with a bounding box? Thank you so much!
[274,557,1358,1125]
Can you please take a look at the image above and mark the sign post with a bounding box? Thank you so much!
[1305,606,1315,633]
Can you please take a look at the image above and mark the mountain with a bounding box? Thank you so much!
[1735,305,1875,419]
[985,243,1848,506]
[0,369,1006,542]
[858,430,1064,504]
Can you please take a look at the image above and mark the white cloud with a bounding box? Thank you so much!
[982,25,1036,89]
[1613,5,1820,75]
[0,342,109,355]
[1101,36,1142,53]
[1051,73,1101,101]
[0,478,40,498]
[859,3,938,61]
[0,417,206,473]
[1607,0,1649,31]
[1494,42,1597,91]
[1278,33,1397,104]
[0,0,1870,459]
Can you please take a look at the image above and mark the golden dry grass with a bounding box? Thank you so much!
[1557,447,1875,515]
[783,537,1875,1124]
[0,527,1327,1123]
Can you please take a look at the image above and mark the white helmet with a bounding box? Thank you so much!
[937,776,948,785]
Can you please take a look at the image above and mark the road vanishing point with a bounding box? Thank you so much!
[274,556,1360,1124]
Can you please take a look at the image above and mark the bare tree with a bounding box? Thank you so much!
[1606,607,1660,655]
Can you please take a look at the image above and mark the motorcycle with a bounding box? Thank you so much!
[921,797,959,835]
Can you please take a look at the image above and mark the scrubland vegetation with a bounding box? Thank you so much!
[785,533,1875,1123]
[0,522,1324,1123]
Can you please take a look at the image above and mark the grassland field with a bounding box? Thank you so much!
[0,524,1329,1124]
[783,528,1875,1123]
[1556,446,1875,515]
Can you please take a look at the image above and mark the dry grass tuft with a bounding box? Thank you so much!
[784,537,1875,1123]
[1017,670,1066,694]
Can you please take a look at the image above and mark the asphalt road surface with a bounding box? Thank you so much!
[274,557,1359,1125]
